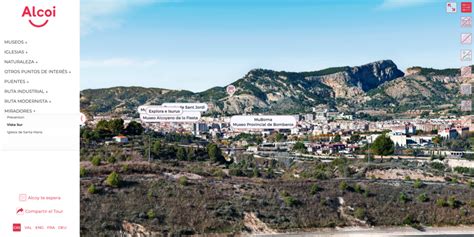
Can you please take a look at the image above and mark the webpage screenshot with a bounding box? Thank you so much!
[1,0,474,236]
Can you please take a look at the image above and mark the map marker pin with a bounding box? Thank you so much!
[226,85,236,97]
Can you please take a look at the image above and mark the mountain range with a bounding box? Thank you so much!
[80,60,471,117]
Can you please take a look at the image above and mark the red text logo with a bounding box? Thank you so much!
[22,6,56,28]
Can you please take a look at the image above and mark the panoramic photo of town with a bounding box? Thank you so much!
[79,60,474,236]
[79,0,473,236]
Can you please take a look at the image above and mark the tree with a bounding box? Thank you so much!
[176,147,187,161]
[124,121,143,135]
[432,135,442,147]
[152,141,162,157]
[106,171,121,187]
[187,148,196,161]
[350,134,361,143]
[420,111,430,118]
[293,142,306,152]
[333,134,341,143]
[207,143,225,163]
[109,119,125,135]
[275,133,285,142]
[370,134,394,158]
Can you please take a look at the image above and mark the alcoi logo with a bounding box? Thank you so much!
[22,6,56,28]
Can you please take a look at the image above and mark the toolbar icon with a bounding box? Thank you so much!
[16,207,24,216]
[447,2,457,13]
[461,49,472,61]
[461,66,472,77]
[19,194,27,202]
[461,83,472,95]
[461,100,472,111]
[462,33,472,44]
[462,2,472,13]
[462,16,472,27]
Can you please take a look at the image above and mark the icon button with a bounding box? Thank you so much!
[461,2,472,13]
[13,223,21,232]
[16,207,24,216]
[461,84,472,95]
[19,194,27,202]
[461,16,472,27]
[461,33,472,44]
[447,2,457,13]
[461,49,472,61]
[461,100,472,111]
[461,66,472,77]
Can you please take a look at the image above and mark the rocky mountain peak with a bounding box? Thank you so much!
[348,60,404,91]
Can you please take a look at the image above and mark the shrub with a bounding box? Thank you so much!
[107,156,117,164]
[106,171,121,187]
[430,162,445,171]
[339,181,349,191]
[399,192,409,204]
[436,198,447,207]
[417,193,429,202]
[178,176,188,186]
[122,164,129,172]
[354,184,363,193]
[447,196,458,208]
[354,208,366,219]
[87,184,97,194]
[91,156,101,166]
[413,178,423,189]
[80,167,87,177]
[213,169,227,179]
[283,196,299,207]
[363,188,370,198]
[147,209,156,219]
[402,215,414,225]
[252,167,260,178]
[470,200,474,208]
[468,180,473,188]
[460,208,468,216]
[310,183,320,195]
[404,176,411,181]
[280,191,299,207]
[280,190,290,197]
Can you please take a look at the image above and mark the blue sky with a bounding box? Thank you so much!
[81,0,463,91]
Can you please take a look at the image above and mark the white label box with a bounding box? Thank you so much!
[230,115,297,130]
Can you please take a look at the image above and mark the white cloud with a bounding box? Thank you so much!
[81,58,159,68]
[378,0,434,10]
[81,0,174,35]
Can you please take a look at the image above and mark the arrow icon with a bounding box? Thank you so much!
[16,208,24,215]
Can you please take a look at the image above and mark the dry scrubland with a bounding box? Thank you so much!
[80,161,474,237]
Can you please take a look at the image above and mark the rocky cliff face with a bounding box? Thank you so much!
[80,60,465,116]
